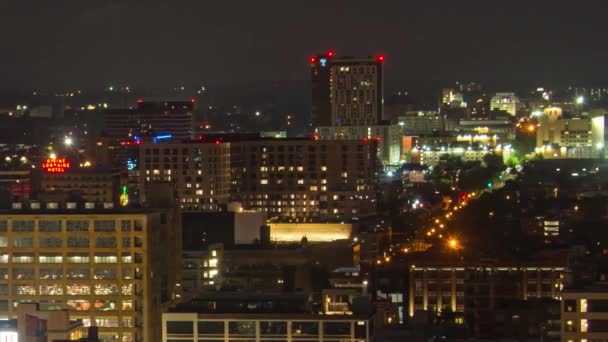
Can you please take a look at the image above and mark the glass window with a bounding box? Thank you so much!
[66,300,91,311]
[95,284,118,295]
[0,237,7,247]
[39,220,62,232]
[13,237,34,248]
[198,321,224,335]
[229,321,256,336]
[12,254,34,263]
[292,322,319,337]
[67,255,90,264]
[94,269,116,280]
[94,220,116,232]
[0,221,7,232]
[121,284,132,295]
[122,237,131,248]
[12,220,34,232]
[66,284,90,295]
[12,268,34,280]
[68,237,89,248]
[0,268,7,280]
[260,321,287,336]
[66,220,89,232]
[122,300,133,311]
[94,300,117,311]
[122,268,133,279]
[121,220,131,232]
[0,285,7,295]
[39,237,62,248]
[122,317,133,328]
[95,237,117,248]
[166,321,194,334]
[324,321,351,336]
[14,285,36,295]
[95,317,119,328]
[565,299,576,312]
[121,254,132,263]
[39,255,62,263]
[39,268,62,280]
[67,269,90,279]
[39,284,63,295]
[94,255,118,264]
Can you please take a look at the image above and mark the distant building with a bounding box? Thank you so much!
[315,124,402,166]
[442,89,466,108]
[140,136,378,221]
[490,92,519,116]
[398,111,446,136]
[536,107,605,159]
[311,52,384,127]
[457,118,516,142]
[410,144,512,166]
[38,168,121,205]
[103,100,195,140]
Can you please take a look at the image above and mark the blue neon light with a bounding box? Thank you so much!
[153,134,173,143]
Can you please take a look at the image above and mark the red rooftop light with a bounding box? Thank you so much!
[327,50,334,57]
[137,98,143,104]
[190,98,197,104]
[310,56,316,63]
[377,55,385,62]
[215,140,221,145]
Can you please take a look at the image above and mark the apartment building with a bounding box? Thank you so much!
[139,137,377,221]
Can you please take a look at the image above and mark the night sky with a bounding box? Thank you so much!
[1,1,607,88]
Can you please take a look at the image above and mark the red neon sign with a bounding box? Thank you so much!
[41,158,71,173]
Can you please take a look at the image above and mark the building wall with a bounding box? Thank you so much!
[40,170,120,204]
[268,223,352,243]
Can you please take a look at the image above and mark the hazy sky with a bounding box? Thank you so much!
[1,0,607,88]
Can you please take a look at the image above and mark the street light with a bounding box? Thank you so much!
[64,137,73,146]
[448,239,459,250]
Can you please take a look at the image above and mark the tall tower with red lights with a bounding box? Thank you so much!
[310,51,385,127]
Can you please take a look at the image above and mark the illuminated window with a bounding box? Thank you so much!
[298,179,304,184]
[94,269,117,280]
[94,284,118,295]
[260,179,268,185]
[39,268,62,280]
[121,284,133,295]
[321,166,327,171]
[297,166,304,172]
[66,300,91,311]
[95,317,119,327]
[40,284,63,295]
[581,299,588,312]
[310,186,318,191]
[66,269,90,279]
[208,258,218,267]
[211,250,217,257]
[67,255,89,264]
[14,285,36,295]
[39,255,62,263]
[0,237,6,248]
[94,255,118,264]
[12,268,34,280]
[12,254,34,263]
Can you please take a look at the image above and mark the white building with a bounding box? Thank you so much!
[411,145,512,166]
[536,107,605,159]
